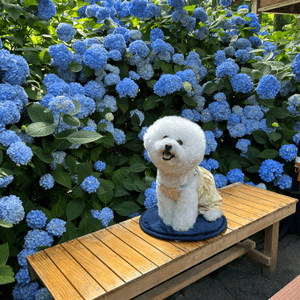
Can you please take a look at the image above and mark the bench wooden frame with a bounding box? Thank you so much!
[26,183,298,300]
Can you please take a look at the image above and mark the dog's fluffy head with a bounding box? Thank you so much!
[144,116,206,173]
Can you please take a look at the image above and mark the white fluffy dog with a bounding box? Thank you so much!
[143,116,223,232]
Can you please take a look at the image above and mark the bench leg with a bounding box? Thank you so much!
[263,221,279,278]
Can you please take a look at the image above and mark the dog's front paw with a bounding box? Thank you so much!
[203,210,223,222]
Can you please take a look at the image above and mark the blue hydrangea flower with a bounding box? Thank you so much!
[91,207,114,227]
[84,80,106,101]
[224,46,235,57]
[279,144,298,162]
[192,7,208,23]
[35,288,53,300]
[129,71,140,80]
[150,28,164,42]
[128,0,147,18]
[216,61,239,78]
[201,108,213,123]
[231,16,246,26]
[36,0,56,20]
[249,36,261,48]
[109,50,122,61]
[0,102,20,125]
[214,50,226,66]
[235,38,252,50]
[208,101,231,121]
[154,74,182,97]
[227,123,246,138]
[129,30,142,40]
[0,195,25,225]
[48,96,75,114]
[167,0,186,10]
[104,73,121,86]
[78,4,87,18]
[97,95,117,113]
[24,229,54,249]
[81,175,100,193]
[15,267,31,286]
[39,174,55,190]
[73,40,87,55]
[214,93,226,102]
[144,186,157,209]
[143,3,161,19]
[172,53,185,65]
[220,0,232,7]
[7,141,33,165]
[116,78,139,98]
[129,40,149,58]
[200,158,219,172]
[84,44,108,70]
[138,126,148,141]
[26,210,47,229]
[256,75,281,99]
[56,23,76,42]
[103,34,127,54]
[236,139,251,154]
[0,174,13,188]
[151,38,174,54]
[48,44,73,70]
[194,27,209,40]
[17,248,37,268]
[12,282,39,300]
[176,69,197,88]
[204,131,217,155]
[226,168,244,183]
[46,218,67,236]
[214,174,228,189]
[259,159,284,182]
[94,160,106,172]
[230,73,253,94]
[86,4,101,17]
[0,130,22,147]
[113,128,126,145]
[235,49,250,64]
[96,7,111,22]
[276,174,292,190]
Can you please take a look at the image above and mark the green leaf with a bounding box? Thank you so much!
[143,95,162,111]
[77,162,93,184]
[68,61,83,72]
[115,201,140,216]
[117,97,129,113]
[61,221,78,242]
[114,185,130,197]
[71,99,81,115]
[83,66,94,78]
[160,61,173,74]
[0,150,2,165]
[247,146,261,165]
[78,216,102,236]
[66,199,85,222]
[4,4,22,21]
[5,36,23,47]
[258,149,279,159]
[268,108,290,119]
[0,265,15,285]
[66,130,102,144]
[62,114,81,127]
[129,163,146,173]
[26,122,55,137]
[252,130,268,144]
[98,179,114,205]
[268,132,281,142]
[28,103,54,123]
[52,129,76,151]
[114,155,129,166]
[245,165,260,173]
[203,82,218,94]
[182,95,196,107]
[52,168,72,189]
[65,154,76,172]
[146,80,157,89]
[229,160,241,170]
[24,0,37,7]
[0,219,13,229]
[0,243,9,265]
[25,13,39,26]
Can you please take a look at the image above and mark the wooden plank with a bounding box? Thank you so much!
[120,219,187,258]
[78,233,142,282]
[222,202,260,221]
[45,245,105,300]
[62,239,125,292]
[26,251,84,300]
[260,0,300,11]
[247,248,271,266]
[133,239,256,300]
[269,274,300,300]
[229,184,298,205]
[220,189,283,210]
[222,209,250,226]
[106,223,173,266]
[263,222,279,277]
[93,229,157,275]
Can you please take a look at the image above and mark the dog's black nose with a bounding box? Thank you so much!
[165,144,172,151]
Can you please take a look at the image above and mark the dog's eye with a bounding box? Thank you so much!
[177,140,183,145]
[163,135,168,138]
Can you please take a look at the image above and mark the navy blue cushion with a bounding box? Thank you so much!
[139,207,227,241]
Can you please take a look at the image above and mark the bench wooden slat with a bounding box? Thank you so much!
[106,224,173,266]
[26,250,84,300]
[44,245,106,300]
[61,239,125,292]
[221,194,267,217]
[234,184,296,204]
[78,233,142,282]
[120,219,187,258]
[93,229,157,275]
[222,202,261,221]
[220,189,283,210]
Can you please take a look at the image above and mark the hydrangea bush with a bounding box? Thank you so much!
[1,0,300,297]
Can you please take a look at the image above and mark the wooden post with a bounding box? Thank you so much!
[263,222,280,278]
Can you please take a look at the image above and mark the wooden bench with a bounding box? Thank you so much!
[269,274,300,300]
[26,183,298,300]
